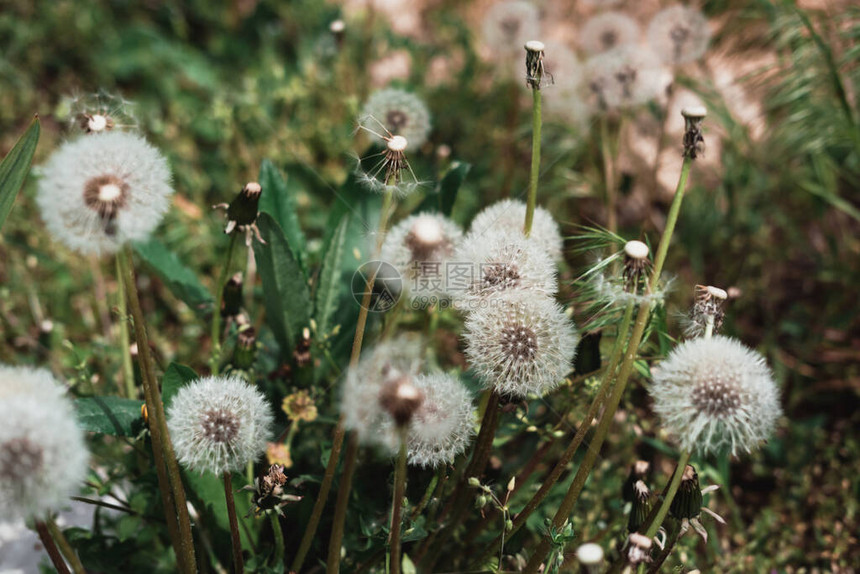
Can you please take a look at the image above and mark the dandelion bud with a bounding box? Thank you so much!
[379,374,424,428]
[670,465,703,521]
[622,459,651,502]
[681,106,707,160]
[627,480,652,533]
[232,326,257,370]
[221,272,244,318]
[575,542,604,572]
[524,40,546,89]
[214,182,265,246]
[626,532,653,565]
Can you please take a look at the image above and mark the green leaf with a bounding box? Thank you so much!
[162,362,198,410]
[259,159,308,271]
[133,238,212,313]
[438,161,470,216]
[75,396,145,436]
[314,214,350,338]
[184,471,258,553]
[0,115,40,231]
[253,213,311,356]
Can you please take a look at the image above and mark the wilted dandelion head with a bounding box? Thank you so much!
[482,1,540,68]
[456,229,558,303]
[64,90,138,134]
[464,292,579,398]
[650,336,782,457]
[647,5,710,66]
[584,46,665,112]
[381,212,463,303]
[468,199,563,260]
[37,132,173,255]
[360,88,431,149]
[167,375,274,475]
[354,129,424,198]
[682,285,728,338]
[580,11,640,55]
[0,367,89,521]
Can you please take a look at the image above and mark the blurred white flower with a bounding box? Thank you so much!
[481,0,541,74]
[360,88,431,149]
[580,11,640,55]
[584,46,666,111]
[647,5,710,66]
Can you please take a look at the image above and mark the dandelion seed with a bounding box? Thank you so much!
[482,1,540,68]
[65,89,138,134]
[464,292,578,398]
[650,336,782,456]
[468,198,563,260]
[0,367,89,521]
[167,375,274,475]
[584,46,665,112]
[360,88,431,149]
[354,124,424,198]
[580,11,640,55]
[647,5,710,66]
[37,131,173,255]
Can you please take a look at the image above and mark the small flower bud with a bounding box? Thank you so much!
[221,272,243,318]
[627,480,652,533]
[227,182,263,227]
[476,494,488,508]
[232,327,257,370]
[507,476,516,492]
[669,465,703,521]
[468,477,481,487]
[505,519,514,531]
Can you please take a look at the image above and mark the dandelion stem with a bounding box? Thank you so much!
[326,432,360,573]
[641,451,692,540]
[522,155,694,574]
[645,517,681,574]
[223,472,244,574]
[46,517,85,574]
[119,247,197,574]
[211,232,239,375]
[35,520,71,574]
[270,511,284,567]
[524,88,542,237]
[389,429,409,574]
[600,116,618,235]
[115,254,136,399]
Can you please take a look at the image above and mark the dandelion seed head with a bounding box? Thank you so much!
[167,375,274,475]
[581,11,640,55]
[464,292,578,398]
[650,336,782,457]
[468,199,563,260]
[647,5,710,66]
[37,131,173,255]
[360,88,431,149]
[63,89,138,134]
[585,46,665,112]
[0,365,67,401]
[482,1,540,62]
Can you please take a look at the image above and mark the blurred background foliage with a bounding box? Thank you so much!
[0,0,858,571]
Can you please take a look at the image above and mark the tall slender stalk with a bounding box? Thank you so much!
[600,117,618,235]
[115,255,136,399]
[522,155,694,573]
[524,87,542,236]
[35,520,71,574]
[223,472,244,574]
[211,233,239,375]
[269,512,284,567]
[642,450,692,540]
[326,433,360,572]
[46,518,86,574]
[389,430,409,574]
[119,247,197,573]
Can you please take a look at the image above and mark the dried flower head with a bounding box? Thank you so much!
[682,106,707,159]
[379,373,476,468]
[0,367,89,521]
[37,131,173,255]
[456,230,558,304]
[281,390,318,422]
[524,40,549,89]
[167,375,274,474]
[650,336,782,456]
[464,292,578,398]
[647,5,710,66]
[266,442,293,468]
[355,126,424,197]
[360,88,431,149]
[213,182,265,247]
[468,199,563,260]
[581,11,640,55]
[380,212,463,304]
[241,464,302,517]
[584,46,665,112]
[683,284,728,338]
[65,90,137,134]
[482,1,540,67]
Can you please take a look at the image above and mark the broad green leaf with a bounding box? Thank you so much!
[0,115,40,231]
[439,161,470,216]
[162,362,198,409]
[76,396,145,436]
[134,238,212,313]
[259,159,308,271]
[314,214,350,338]
[253,213,311,356]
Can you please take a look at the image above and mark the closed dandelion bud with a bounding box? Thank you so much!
[379,374,424,428]
[681,106,707,160]
[670,465,703,521]
[37,132,173,255]
[167,375,274,474]
[622,459,651,502]
[627,480,652,533]
[221,272,244,318]
[214,182,265,246]
[524,40,547,90]
[232,327,257,370]
[360,88,431,149]
[0,366,89,521]
[468,199,563,261]
[647,6,710,66]
[581,12,640,55]
[649,335,782,456]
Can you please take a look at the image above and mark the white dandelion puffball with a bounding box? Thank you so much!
[455,229,558,304]
[650,336,782,456]
[464,292,579,398]
[584,46,666,111]
[37,131,173,255]
[380,212,464,304]
[167,376,274,475]
[647,5,710,66]
[482,1,540,63]
[360,88,431,149]
[580,12,640,55]
[341,339,424,445]
[468,199,563,260]
[379,373,476,468]
[0,369,89,521]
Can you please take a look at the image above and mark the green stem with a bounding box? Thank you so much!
[46,518,85,574]
[115,255,136,399]
[642,451,692,540]
[326,432,360,573]
[35,520,71,574]
[524,88,542,236]
[270,511,284,567]
[410,468,441,521]
[223,472,244,574]
[211,232,240,375]
[389,430,409,574]
[523,156,694,574]
[645,518,681,574]
[119,247,197,574]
